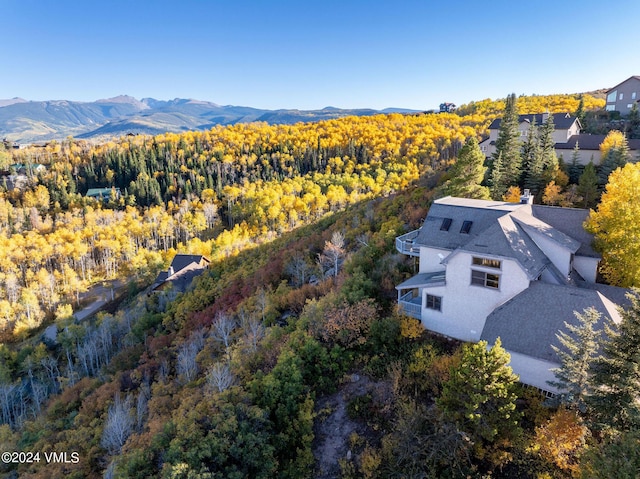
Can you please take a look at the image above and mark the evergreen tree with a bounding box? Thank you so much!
[538,114,559,180]
[522,117,544,195]
[568,142,583,184]
[437,137,490,199]
[574,95,586,127]
[490,93,522,199]
[489,152,507,200]
[437,338,521,461]
[577,161,598,208]
[587,290,640,432]
[548,307,603,412]
[627,103,640,139]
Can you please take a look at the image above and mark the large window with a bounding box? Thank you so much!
[426,294,442,311]
[607,90,617,103]
[472,256,501,269]
[471,270,500,289]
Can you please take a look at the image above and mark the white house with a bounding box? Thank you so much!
[395,194,627,392]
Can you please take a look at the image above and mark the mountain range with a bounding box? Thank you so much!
[0,95,422,143]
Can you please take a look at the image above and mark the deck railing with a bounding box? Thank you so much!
[399,292,422,319]
[395,229,421,256]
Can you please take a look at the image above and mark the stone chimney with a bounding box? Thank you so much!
[520,189,534,205]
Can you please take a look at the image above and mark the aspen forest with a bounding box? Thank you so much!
[5,91,639,479]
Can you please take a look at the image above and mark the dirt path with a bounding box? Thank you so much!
[313,374,374,479]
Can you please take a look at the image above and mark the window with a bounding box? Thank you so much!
[471,270,500,289]
[620,93,624,100]
[440,218,452,231]
[606,104,616,111]
[632,92,637,100]
[607,90,617,103]
[426,294,442,311]
[628,104,633,109]
[460,220,473,234]
[472,256,502,269]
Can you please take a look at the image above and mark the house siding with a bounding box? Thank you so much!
[421,254,529,342]
[606,77,640,115]
[574,256,599,283]
[503,350,560,393]
[418,246,450,272]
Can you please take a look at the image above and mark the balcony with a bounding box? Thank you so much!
[398,292,422,319]
[395,229,421,256]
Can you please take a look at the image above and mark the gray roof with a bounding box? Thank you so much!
[481,282,622,362]
[531,205,599,258]
[555,134,640,152]
[170,254,210,273]
[414,197,522,250]
[606,76,640,94]
[489,113,578,131]
[444,215,550,279]
[396,271,446,290]
[511,207,581,254]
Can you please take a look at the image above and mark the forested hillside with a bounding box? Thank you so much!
[2,92,634,479]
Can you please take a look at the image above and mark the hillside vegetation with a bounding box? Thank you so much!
[1,92,631,479]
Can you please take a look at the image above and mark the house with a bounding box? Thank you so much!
[605,75,640,115]
[151,254,210,293]
[86,187,121,201]
[478,112,581,157]
[395,194,628,392]
[554,133,640,165]
[439,102,456,113]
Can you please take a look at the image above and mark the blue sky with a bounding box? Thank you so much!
[2,0,640,110]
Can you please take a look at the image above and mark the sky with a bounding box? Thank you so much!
[2,0,640,111]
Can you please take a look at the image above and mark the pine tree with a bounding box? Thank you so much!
[587,290,640,432]
[568,142,583,184]
[538,114,559,181]
[575,95,586,127]
[489,152,507,200]
[490,93,522,198]
[548,307,603,412]
[437,137,490,199]
[437,338,521,460]
[577,161,598,208]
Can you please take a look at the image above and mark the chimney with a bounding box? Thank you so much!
[168,266,174,277]
[520,189,534,205]
[541,111,549,122]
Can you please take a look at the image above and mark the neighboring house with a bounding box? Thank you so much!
[395,194,627,392]
[151,254,210,293]
[554,133,640,165]
[86,187,121,201]
[479,112,581,157]
[9,163,46,175]
[605,75,640,115]
[439,102,456,113]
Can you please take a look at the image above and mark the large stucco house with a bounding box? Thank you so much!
[395,194,627,392]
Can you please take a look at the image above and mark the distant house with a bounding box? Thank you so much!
[605,76,640,115]
[395,194,628,392]
[555,134,640,164]
[86,187,121,201]
[478,111,639,165]
[151,254,211,293]
[439,102,456,113]
[10,163,46,175]
[479,112,581,157]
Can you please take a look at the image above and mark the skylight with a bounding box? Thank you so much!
[440,218,452,231]
[460,220,473,234]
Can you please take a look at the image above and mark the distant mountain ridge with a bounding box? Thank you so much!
[0,95,423,143]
